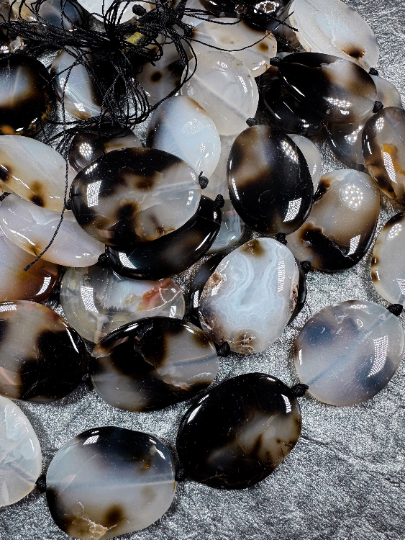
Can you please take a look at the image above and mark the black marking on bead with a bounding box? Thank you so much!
[0,192,10,202]
[199,172,209,189]
[0,164,10,182]
[369,67,379,76]
[215,341,230,356]
[373,101,384,113]
[290,383,308,397]
[388,304,403,316]
[301,260,312,273]
[31,195,44,207]
[35,474,47,493]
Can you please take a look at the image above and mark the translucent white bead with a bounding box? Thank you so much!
[289,135,322,191]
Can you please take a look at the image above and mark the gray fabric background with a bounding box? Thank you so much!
[1,0,405,538]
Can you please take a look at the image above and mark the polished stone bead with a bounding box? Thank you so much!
[0,55,51,136]
[288,0,379,70]
[0,395,42,507]
[12,0,88,29]
[228,125,313,235]
[70,148,201,248]
[60,265,185,343]
[0,194,104,267]
[106,196,221,280]
[279,53,377,124]
[371,213,405,305]
[199,238,299,354]
[0,301,86,403]
[208,199,244,253]
[191,18,277,76]
[363,107,405,204]
[51,50,102,120]
[147,96,221,178]
[0,135,76,212]
[287,169,380,272]
[92,317,218,411]
[294,300,405,406]
[181,51,259,136]
[176,373,302,489]
[46,427,176,539]
[289,134,322,191]
[206,134,237,200]
[69,127,142,172]
[0,230,59,303]
[199,0,237,17]
[328,76,402,170]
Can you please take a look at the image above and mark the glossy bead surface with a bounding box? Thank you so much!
[191,18,277,76]
[106,196,221,280]
[206,134,237,200]
[228,125,313,235]
[208,199,244,253]
[289,134,322,191]
[0,301,86,403]
[0,55,51,136]
[0,194,104,267]
[287,169,380,272]
[294,300,405,406]
[70,148,201,248]
[0,395,42,507]
[288,0,379,70]
[363,107,405,204]
[279,53,377,124]
[371,213,405,305]
[199,238,299,354]
[92,318,218,411]
[181,51,259,136]
[69,127,142,172]
[147,96,221,177]
[46,427,176,539]
[177,373,302,489]
[60,265,185,343]
[0,231,59,303]
[0,135,75,212]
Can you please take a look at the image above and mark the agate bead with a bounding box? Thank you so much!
[106,196,221,280]
[294,300,405,406]
[70,148,201,248]
[177,373,302,489]
[46,427,176,539]
[199,238,299,354]
[181,51,259,136]
[0,55,51,136]
[371,213,405,306]
[92,318,218,411]
[279,53,377,124]
[0,301,86,403]
[228,125,313,235]
[206,134,237,200]
[0,395,42,507]
[60,265,185,343]
[363,107,405,204]
[289,134,322,191]
[287,169,380,272]
[208,199,244,253]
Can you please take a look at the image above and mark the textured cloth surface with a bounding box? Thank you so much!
[1,1,405,539]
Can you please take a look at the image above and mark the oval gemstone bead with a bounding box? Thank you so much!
[228,125,313,235]
[92,318,218,411]
[328,76,402,170]
[191,18,277,76]
[0,395,42,507]
[181,51,259,136]
[60,265,185,343]
[0,136,75,212]
[51,50,102,120]
[363,107,405,204]
[46,427,176,539]
[106,196,221,280]
[208,199,244,253]
[0,194,104,267]
[70,148,201,248]
[69,127,142,172]
[0,301,86,403]
[279,53,377,124]
[0,231,59,303]
[288,0,379,70]
[147,96,221,177]
[176,373,302,489]
[0,55,51,136]
[199,238,299,354]
[289,134,322,191]
[371,213,405,305]
[294,300,405,406]
[206,133,237,200]
[287,169,380,272]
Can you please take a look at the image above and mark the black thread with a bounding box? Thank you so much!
[373,100,384,113]
[65,198,72,211]
[214,194,225,209]
[290,384,308,398]
[35,474,47,493]
[246,117,258,126]
[388,304,403,316]
[276,233,287,245]
[98,252,111,268]
[301,260,312,273]
[199,172,209,189]
[369,67,379,76]
[270,56,282,67]
[216,341,230,356]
